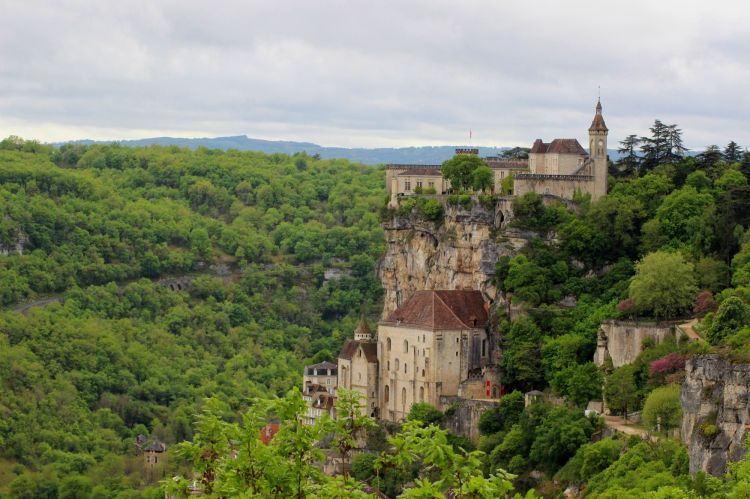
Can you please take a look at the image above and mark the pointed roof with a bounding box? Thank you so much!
[354,315,372,337]
[589,99,608,132]
[143,439,167,452]
[339,340,378,362]
[530,138,587,155]
[384,290,488,330]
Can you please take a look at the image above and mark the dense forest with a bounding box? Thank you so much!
[3,126,750,498]
[0,137,384,497]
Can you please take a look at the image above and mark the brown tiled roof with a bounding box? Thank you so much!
[338,339,378,362]
[530,139,548,154]
[386,164,441,169]
[385,290,488,330]
[485,158,529,169]
[530,138,587,156]
[589,100,608,132]
[547,139,587,155]
[398,168,443,176]
[354,315,372,337]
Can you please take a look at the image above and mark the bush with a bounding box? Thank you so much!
[417,199,443,222]
[478,194,495,210]
[458,194,472,208]
[648,353,686,382]
[423,186,437,195]
[700,422,719,440]
[694,291,718,317]
[706,296,750,345]
[642,384,682,433]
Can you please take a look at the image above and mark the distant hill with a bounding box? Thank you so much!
[61,135,625,165]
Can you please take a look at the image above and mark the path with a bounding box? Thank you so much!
[603,415,650,438]
[13,296,62,315]
[677,318,702,341]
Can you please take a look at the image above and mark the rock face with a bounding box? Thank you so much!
[681,354,750,476]
[594,320,675,368]
[440,396,497,441]
[379,198,534,318]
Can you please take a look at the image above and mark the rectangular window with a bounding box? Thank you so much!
[416,181,423,188]
[482,339,487,357]
[500,171,505,179]
[428,181,434,188]
[405,180,411,191]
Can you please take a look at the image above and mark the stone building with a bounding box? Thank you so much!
[386,100,609,203]
[143,439,167,482]
[376,290,494,422]
[513,99,609,201]
[337,315,379,417]
[386,148,528,205]
[303,361,338,394]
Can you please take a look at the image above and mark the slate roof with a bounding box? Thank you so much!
[339,340,378,362]
[384,290,488,330]
[354,315,372,337]
[589,100,608,132]
[398,168,443,176]
[143,439,167,452]
[305,361,337,371]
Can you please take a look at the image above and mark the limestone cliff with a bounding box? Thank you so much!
[378,197,532,318]
[681,354,750,476]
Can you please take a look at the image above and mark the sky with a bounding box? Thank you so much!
[1,1,749,150]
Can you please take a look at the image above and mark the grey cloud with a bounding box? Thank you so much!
[1,0,749,148]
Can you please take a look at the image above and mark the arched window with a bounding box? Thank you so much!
[387,338,391,351]
[395,358,399,371]
[404,340,408,353]
[384,385,390,403]
[419,386,425,401]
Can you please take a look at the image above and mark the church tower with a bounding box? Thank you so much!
[588,99,609,200]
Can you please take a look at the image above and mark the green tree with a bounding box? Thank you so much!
[617,134,641,175]
[706,296,750,345]
[324,388,377,479]
[724,141,742,163]
[642,384,682,434]
[629,251,698,319]
[471,165,494,193]
[441,155,487,191]
[604,364,639,420]
[406,402,443,426]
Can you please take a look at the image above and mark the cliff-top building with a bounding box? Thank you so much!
[386,99,609,202]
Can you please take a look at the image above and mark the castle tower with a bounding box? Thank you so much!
[354,314,373,341]
[588,99,609,200]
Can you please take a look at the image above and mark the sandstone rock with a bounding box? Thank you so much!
[681,354,750,476]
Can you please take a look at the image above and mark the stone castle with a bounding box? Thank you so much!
[302,99,609,427]
[387,99,609,204]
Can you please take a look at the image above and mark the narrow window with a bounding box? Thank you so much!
[387,338,391,351]
[395,358,399,371]
[384,385,390,402]
[404,340,409,353]
[419,386,425,401]
[482,339,487,357]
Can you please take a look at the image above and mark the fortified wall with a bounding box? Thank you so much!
[594,320,676,368]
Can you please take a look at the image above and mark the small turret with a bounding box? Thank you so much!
[354,314,373,341]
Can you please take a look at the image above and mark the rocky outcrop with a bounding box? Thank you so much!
[594,320,676,368]
[379,197,537,318]
[681,354,750,476]
[440,396,497,441]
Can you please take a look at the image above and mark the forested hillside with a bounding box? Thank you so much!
[0,137,385,497]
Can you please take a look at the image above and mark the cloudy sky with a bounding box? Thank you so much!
[1,1,749,149]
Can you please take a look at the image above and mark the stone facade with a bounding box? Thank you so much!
[514,100,609,201]
[681,355,750,476]
[376,290,497,422]
[441,397,498,441]
[594,320,675,368]
[337,317,379,418]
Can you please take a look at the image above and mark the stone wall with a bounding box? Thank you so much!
[440,396,498,441]
[594,320,675,368]
[513,174,595,201]
[681,355,750,476]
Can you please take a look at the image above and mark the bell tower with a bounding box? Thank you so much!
[588,98,608,200]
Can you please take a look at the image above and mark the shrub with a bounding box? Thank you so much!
[423,186,437,195]
[700,422,719,440]
[617,298,635,316]
[478,194,495,210]
[417,199,443,222]
[694,291,718,317]
[642,384,682,433]
[649,353,686,381]
[458,194,472,208]
[414,185,423,194]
